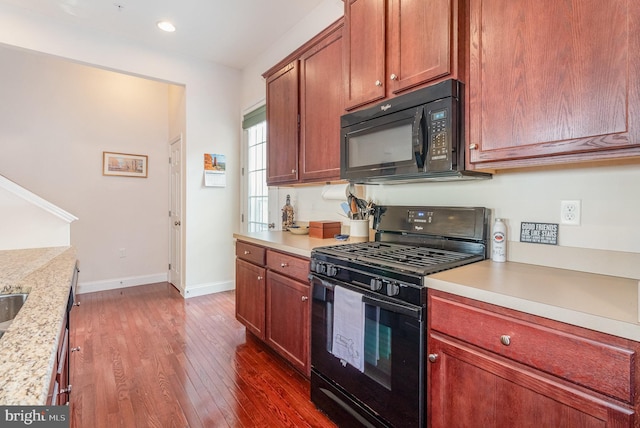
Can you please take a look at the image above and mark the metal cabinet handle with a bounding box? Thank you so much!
[257,276,263,281]
[71,346,81,352]
[500,335,511,346]
[469,144,479,150]
[375,80,382,87]
[73,301,81,307]
[428,353,438,363]
[301,296,308,302]
[60,384,72,394]
[244,250,251,255]
[390,73,398,80]
[280,263,288,268]
[291,169,296,174]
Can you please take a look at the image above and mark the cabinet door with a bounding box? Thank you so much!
[468,0,640,168]
[343,0,386,109]
[235,259,266,340]
[428,335,634,427]
[299,23,344,182]
[266,61,299,185]
[266,271,310,376]
[387,0,455,95]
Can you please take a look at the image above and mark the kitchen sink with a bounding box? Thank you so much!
[0,293,29,339]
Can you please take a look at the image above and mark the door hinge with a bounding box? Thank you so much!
[169,210,171,217]
[241,213,244,223]
[241,167,244,176]
[169,263,171,270]
[169,157,171,164]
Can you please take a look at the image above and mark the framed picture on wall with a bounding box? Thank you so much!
[103,152,148,178]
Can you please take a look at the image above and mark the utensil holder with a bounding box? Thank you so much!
[350,219,369,238]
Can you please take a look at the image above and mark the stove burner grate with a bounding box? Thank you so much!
[313,242,482,276]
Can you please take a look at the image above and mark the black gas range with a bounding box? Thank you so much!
[309,205,489,428]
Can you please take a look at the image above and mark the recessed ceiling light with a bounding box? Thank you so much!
[157,21,176,33]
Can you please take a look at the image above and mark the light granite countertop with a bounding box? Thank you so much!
[235,231,639,342]
[0,246,77,405]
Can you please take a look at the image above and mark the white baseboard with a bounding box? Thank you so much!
[183,280,235,299]
[77,272,168,294]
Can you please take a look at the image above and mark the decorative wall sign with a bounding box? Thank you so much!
[520,222,559,245]
[103,152,148,178]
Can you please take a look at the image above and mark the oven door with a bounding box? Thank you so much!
[310,274,424,428]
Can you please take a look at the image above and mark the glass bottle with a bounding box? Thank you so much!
[282,194,294,230]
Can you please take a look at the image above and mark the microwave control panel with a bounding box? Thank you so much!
[427,108,450,163]
[425,98,457,172]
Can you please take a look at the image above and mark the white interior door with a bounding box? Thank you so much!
[169,136,182,289]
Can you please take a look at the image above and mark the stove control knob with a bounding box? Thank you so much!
[314,262,326,274]
[326,265,339,277]
[386,282,400,297]
[369,278,383,291]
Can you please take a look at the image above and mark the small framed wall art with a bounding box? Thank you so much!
[103,151,148,178]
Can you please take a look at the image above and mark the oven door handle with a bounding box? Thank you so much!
[309,274,335,291]
[311,274,422,321]
[362,295,423,320]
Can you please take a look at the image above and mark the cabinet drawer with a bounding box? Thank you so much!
[236,241,266,265]
[267,251,310,283]
[430,294,635,403]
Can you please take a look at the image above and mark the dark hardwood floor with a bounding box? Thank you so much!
[69,282,336,428]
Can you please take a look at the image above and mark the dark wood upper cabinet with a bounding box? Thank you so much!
[264,19,344,186]
[468,0,640,169]
[265,62,299,185]
[344,0,462,110]
[299,24,344,182]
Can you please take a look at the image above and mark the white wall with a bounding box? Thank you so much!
[366,165,640,254]
[0,185,73,250]
[0,45,170,286]
[0,3,242,296]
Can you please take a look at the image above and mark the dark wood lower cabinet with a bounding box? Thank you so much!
[235,258,266,340]
[48,264,79,406]
[427,290,638,427]
[429,335,634,427]
[266,270,310,377]
[47,308,70,405]
[235,240,311,377]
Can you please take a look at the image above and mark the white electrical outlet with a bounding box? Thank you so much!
[560,200,581,225]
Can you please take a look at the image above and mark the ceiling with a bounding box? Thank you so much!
[0,0,326,69]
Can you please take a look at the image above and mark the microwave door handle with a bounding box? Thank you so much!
[412,106,426,170]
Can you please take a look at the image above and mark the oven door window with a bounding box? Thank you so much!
[363,304,392,389]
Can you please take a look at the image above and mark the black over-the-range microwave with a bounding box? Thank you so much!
[340,79,491,183]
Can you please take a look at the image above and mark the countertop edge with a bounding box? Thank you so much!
[426,276,640,342]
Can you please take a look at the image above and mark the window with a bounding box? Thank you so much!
[242,106,268,232]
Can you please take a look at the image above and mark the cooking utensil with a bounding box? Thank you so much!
[341,202,351,217]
